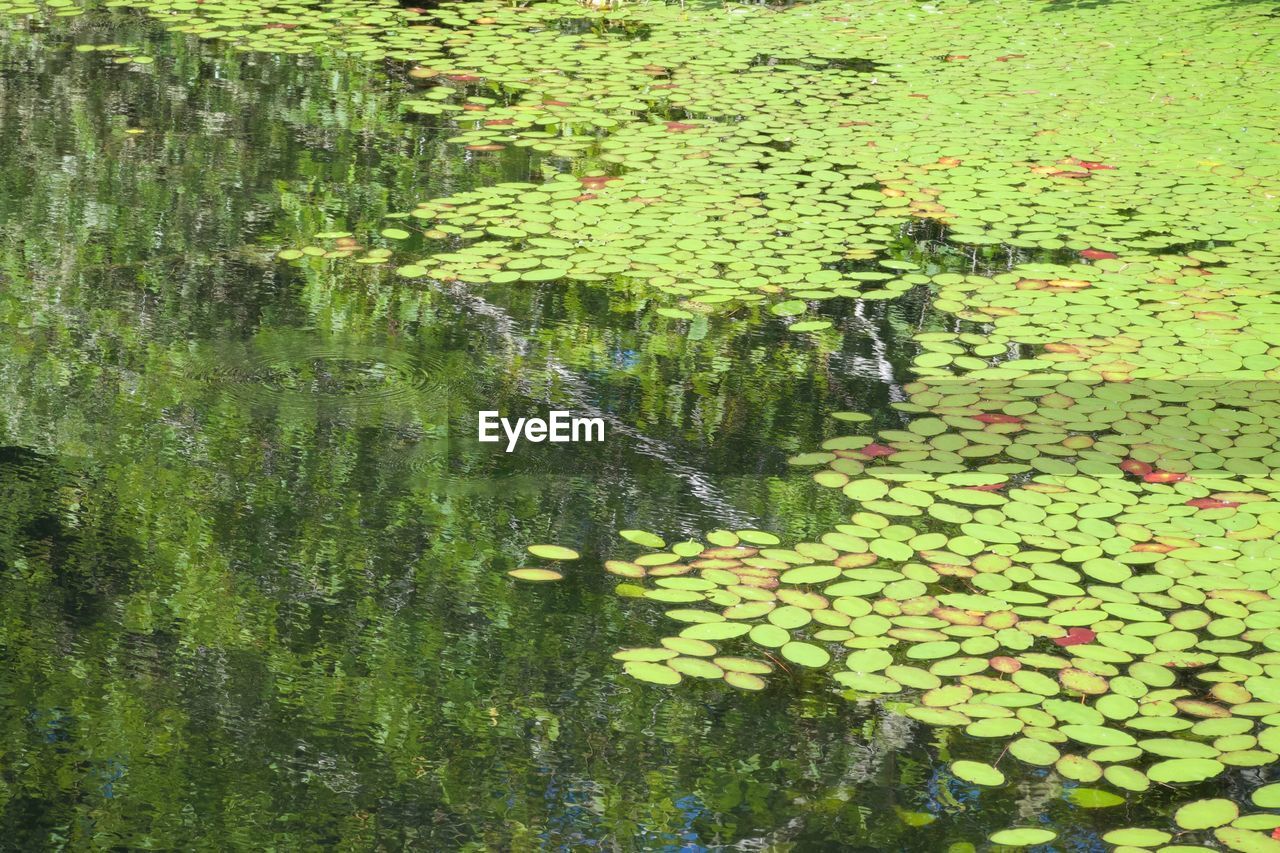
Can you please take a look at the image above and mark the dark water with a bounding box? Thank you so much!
[0,13,1173,851]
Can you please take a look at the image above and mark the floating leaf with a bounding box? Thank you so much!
[661,637,716,657]
[736,530,780,546]
[988,828,1056,847]
[527,544,579,561]
[1009,737,1059,766]
[507,568,562,582]
[1067,788,1124,808]
[905,707,970,726]
[605,560,645,579]
[1214,827,1280,853]
[1176,799,1240,830]
[770,300,807,317]
[749,624,790,647]
[1056,754,1102,783]
[1146,758,1225,784]
[715,657,772,675]
[780,641,830,668]
[681,622,750,641]
[1104,765,1151,792]
[789,320,833,333]
[623,662,681,685]
[620,530,666,549]
[780,565,841,585]
[951,760,1004,787]
[724,671,767,691]
[1101,828,1172,847]
[667,657,723,679]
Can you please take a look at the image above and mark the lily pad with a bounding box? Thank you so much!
[623,661,681,685]
[951,760,1004,787]
[989,828,1056,847]
[527,544,580,561]
[620,530,666,549]
[507,568,563,582]
[1146,758,1225,784]
[1175,799,1240,830]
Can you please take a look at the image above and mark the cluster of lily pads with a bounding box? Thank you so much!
[609,380,1280,847]
[508,543,581,581]
[603,241,1280,848]
[70,42,154,62]
[172,0,1272,326]
[606,266,1280,848]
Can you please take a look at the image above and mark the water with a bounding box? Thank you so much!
[0,9,1236,851]
[0,13,916,850]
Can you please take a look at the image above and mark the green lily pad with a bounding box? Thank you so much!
[620,530,666,549]
[1101,828,1172,847]
[715,657,773,675]
[527,544,580,561]
[989,828,1056,847]
[1253,783,1280,808]
[1176,799,1240,830]
[770,300,807,317]
[1146,758,1225,784]
[1067,788,1125,808]
[781,641,831,668]
[724,671,767,691]
[667,657,724,679]
[1009,737,1060,766]
[1215,827,1280,852]
[951,760,1004,786]
[789,320,833,333]
[1103,764,1151,792]
[681,622,751,641]
[623,661,681,685]
[507,568,563,581]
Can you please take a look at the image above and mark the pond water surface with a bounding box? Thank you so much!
[0,14,961,851]
[3,0,1280,850]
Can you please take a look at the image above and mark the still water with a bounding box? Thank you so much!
[0,11,1191,851]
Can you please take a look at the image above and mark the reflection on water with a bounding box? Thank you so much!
[0,12,1129,850]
